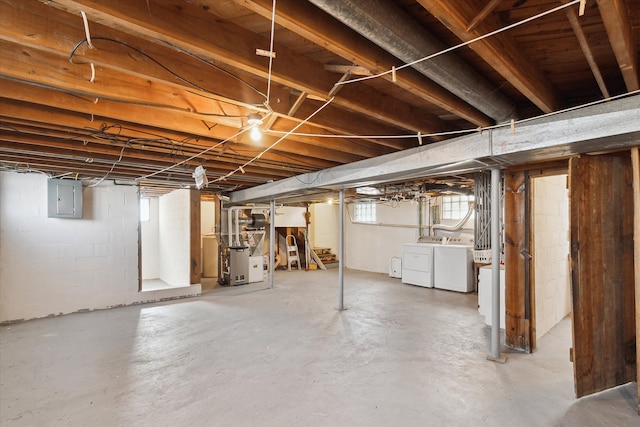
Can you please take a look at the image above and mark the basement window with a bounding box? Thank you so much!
[442,195,474,220]
[354,201,376,223]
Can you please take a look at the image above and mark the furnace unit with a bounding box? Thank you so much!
[219,206,267,286]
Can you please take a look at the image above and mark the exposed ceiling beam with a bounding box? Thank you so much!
[1,0,409,153]
[38,0,451,135]
[0,0,285,112]
[595,0,639,91]
[0,127,300,180]
[225,0,493,127]
[466,0,503,32]
[0,79,367,166]
[308,0,515,123]
[0,39,251,129]
[562,0,610,98]
[416,0,562,113]
[0,107,327,173]
[230,95,640,203]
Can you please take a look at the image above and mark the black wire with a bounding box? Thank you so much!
[69,37,267,102]
[160,39,268,100]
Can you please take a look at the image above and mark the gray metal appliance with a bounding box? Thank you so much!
[219,206,267,286]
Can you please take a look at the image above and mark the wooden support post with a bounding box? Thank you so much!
[504,170,534,352]
[190,189,201,285]
[631,147,640,413]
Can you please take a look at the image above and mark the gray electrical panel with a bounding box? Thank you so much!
[47,179,83,219]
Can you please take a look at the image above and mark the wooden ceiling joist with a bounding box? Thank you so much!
[38,0,451,135]
[563,0,610,98]
[595,0,639,91]
[1,0,418,155]
[416,0,562,114]
[224,0,493,127]
[0,130,297,181]
[0,80,367,166]
[0,0,636,196]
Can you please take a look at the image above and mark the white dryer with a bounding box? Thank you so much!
[401,243,435,288]
[433,244,474,292]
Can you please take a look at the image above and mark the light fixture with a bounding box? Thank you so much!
[192,165,208,189]
[247,113,263,142]
[356,186,383,196]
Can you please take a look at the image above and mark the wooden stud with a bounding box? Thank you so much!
[255,48,276,58]
[504,170,534,353]
[190,189,202,285]
[595,0,639,91]
[466,0,502,32]
[579,0,587,16]
[418,0,561,113]
[563,0,610,98]
[631,147,640,413]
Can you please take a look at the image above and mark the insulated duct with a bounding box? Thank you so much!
[308,0,516,123]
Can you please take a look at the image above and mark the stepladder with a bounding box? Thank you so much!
[286,235,301,271]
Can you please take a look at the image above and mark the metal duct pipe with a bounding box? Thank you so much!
[309,0,516,123]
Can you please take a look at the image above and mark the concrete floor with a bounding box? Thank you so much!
[1,269,637,426]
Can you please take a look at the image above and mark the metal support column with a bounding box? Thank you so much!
[488,167,506,363]
[269,199,275,289]
[337,189,345,310]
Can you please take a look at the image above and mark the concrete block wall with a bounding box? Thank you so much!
[533,175,571,339]
[345,201,419,274]
[0,172,199,323]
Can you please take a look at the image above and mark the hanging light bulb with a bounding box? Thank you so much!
[247,113,263,142]
[249,126,262,142]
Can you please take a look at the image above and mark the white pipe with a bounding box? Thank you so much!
[490,167,501,360]
[432,201,475,232]
[226,207,244,247]
[227,207,234,247]
[234,209,241,247]
[269,199,275,289]
[338,189,345,310]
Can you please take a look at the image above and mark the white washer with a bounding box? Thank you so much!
[433,244,473,292]
[401,243,435,288]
